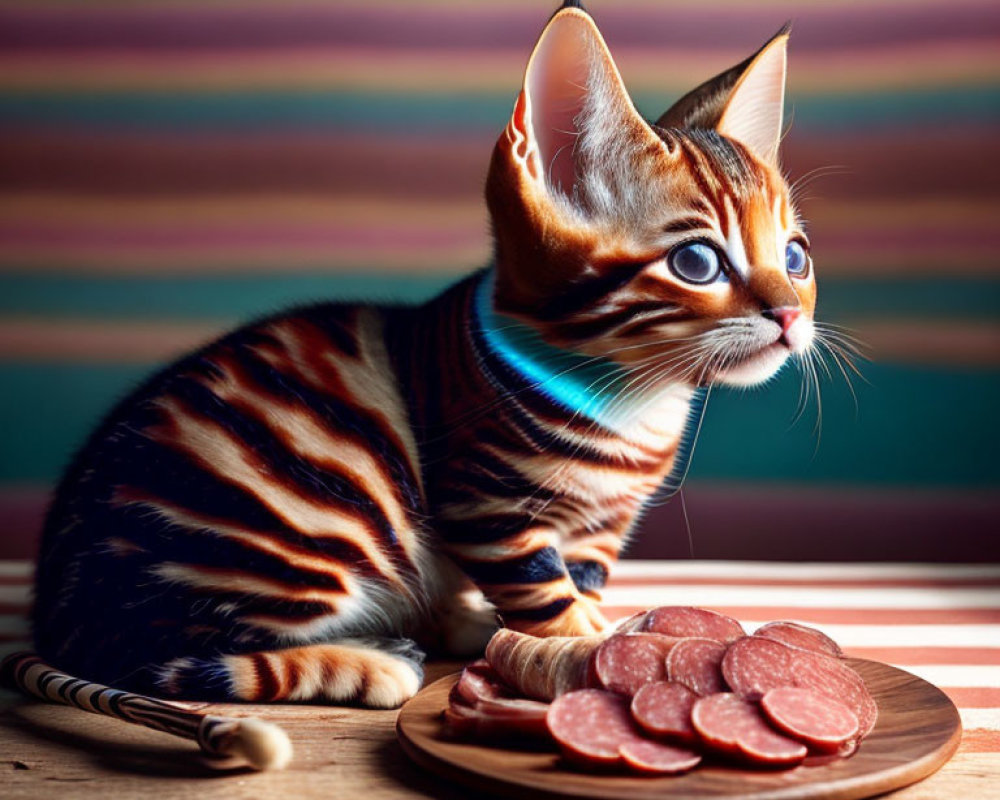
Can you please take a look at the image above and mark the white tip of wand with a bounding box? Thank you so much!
[230,718,294,770]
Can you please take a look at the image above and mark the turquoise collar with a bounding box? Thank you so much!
[473,270,629,426]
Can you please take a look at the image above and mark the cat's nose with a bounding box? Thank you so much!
[762,306,801,339]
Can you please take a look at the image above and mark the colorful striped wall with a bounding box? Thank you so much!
[1,0,997,560]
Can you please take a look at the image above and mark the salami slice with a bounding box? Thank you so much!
[546,689,639,766]
[761,687,859,752]
[754,621,844,658]
[721,636,797,700]
[618,739,701,774]
[691,693,807,766]
[666,637,728,696]
[789,652,878,739]
[625,606,745,643]
[630,681,698,742]
[454,659,514,705]
[723,636,878,738]
[444,695,550,739]
[447,662,550,739]
[594,633,677,697]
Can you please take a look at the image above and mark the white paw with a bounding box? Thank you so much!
[361,653,423,709]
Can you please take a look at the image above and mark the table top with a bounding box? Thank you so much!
[2,559,998,799]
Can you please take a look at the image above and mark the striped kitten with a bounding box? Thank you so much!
[29,3,815,708]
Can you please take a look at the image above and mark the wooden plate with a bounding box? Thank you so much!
[397,659,961,800]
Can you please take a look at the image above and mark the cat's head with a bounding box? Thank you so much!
[486,2,814,391]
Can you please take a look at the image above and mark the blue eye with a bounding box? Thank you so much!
[786,240,810,277]
[669,242,722,284]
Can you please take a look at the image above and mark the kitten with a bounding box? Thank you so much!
[26,2,815,708]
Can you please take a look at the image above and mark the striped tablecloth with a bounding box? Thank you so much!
[2,559,999,792]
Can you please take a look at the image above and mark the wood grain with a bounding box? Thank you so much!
[396,659,962,800]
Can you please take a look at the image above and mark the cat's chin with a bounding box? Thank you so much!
[711,343,791,387]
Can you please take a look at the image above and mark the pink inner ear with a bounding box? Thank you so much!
[527,23,591,199]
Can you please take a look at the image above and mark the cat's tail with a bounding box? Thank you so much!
[0,651,293,771]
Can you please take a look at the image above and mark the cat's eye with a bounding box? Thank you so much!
[786,239,810,278]
[668,242,723,285]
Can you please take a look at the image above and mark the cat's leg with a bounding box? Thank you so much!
[156,637,424,708]
[446,527,610,639]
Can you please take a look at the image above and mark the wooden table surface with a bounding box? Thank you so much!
[2,560,998,799]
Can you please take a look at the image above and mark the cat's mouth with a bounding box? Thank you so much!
[709,341,791,387]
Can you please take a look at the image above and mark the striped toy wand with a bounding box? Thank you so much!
[1,651,293,771]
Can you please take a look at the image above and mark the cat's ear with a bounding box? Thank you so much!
[510,2,665,207]
[656,26,789,166]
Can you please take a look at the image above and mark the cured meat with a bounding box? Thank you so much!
[630,681,698,742]
[691,693,807,766]
[621,606,744,644]
[444,694,550,739]
[721,636,797,700]
[468,612,875,775]
[723,637,878,738]
[754,621,844,658]
[793,655,878,739]
[761,687,859,752]
[453,659,513,705]
[546,689,639,766]
[666,637,728,696]
[485,629,600,701]
[594,633,677,697]
[618,739,701,774]
[446,660,550,739]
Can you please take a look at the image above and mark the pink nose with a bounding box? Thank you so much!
[763,307,801,337]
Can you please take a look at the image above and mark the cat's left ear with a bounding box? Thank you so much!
[656,26,789,166]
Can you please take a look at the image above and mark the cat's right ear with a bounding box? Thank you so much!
[503,3,665,212]
[487,4,666,305]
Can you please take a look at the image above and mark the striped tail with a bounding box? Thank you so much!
[0,651,293,771]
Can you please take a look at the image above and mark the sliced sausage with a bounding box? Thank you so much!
[787,650,878,738]
[723,637,877,738]
[630,681,698,743]
[453,659,514,705]
[623,606,745,643]
[594,633,677,697]
[761,687,859,752]
[666,637,728,696]
[546,689,640,767]
[754,621,844,658]
[444,696,550,739]
[447,662,550,739]
[692,693,807,766]
[721,636,797,700]
[618,739,701,774]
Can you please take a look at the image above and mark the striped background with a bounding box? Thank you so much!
[0,0,998,560]
[1,559,998,780]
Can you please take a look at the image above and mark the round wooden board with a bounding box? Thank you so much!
[396,659,961,800]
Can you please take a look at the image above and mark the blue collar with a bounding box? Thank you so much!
[473,270,630,426]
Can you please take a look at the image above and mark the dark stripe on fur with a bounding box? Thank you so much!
[457,546,566,585]
[500,597,574,623]
[565,560,609,594]
[534,262,647,321]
